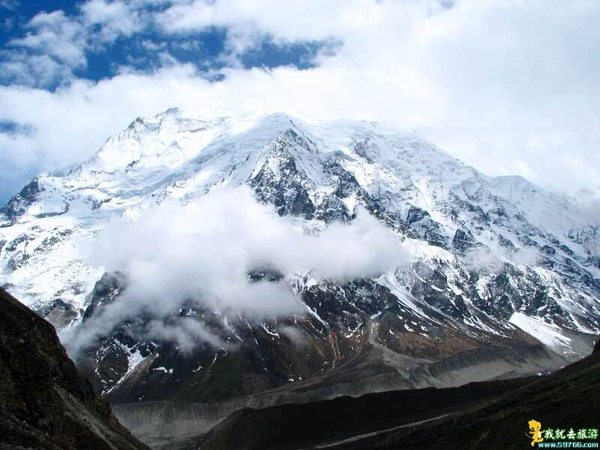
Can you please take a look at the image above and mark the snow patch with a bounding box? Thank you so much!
[509,312,573,356]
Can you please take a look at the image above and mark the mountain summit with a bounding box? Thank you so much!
[1,109,599,444]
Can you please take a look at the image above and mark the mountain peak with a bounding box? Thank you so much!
[0,111,599,375]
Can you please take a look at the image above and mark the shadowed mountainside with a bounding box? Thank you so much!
[200,340,600,450]
[0,288,148,450]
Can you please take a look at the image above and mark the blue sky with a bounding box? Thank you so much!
[0,0,339,203]
[1,0,600,205]
[0,1,331,91]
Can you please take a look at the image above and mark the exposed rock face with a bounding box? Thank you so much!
[0,288,147,450]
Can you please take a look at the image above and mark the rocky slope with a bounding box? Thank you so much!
[200,340,600,450]
[0,287,147,450]
[0,110,599,443]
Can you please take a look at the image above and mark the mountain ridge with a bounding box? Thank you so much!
[0,110,599,445]
[0,287,148,450]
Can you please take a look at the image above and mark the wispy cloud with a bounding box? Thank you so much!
[0,0,336,89]
[464,245,539,273]
[64,186,409,353]
[0,0,19,12]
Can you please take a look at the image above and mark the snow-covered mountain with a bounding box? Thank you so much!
[1,109,599,423]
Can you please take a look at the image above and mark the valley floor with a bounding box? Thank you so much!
[196,340,600,450]
[107,339,599,449]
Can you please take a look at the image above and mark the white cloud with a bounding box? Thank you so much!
[81,0,146,42]
[0,1,148,90]
[11,11,88,69]
[0,0,19,11]
[64,186,408,353]
[155,0,432,42]
[465,245,539,273]
[2,0,600,202]
[144,318,228,352]
[0,53,74,87]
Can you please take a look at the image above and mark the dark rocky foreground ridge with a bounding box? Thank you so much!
[197,338,600,450]
[0,288,147,450]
